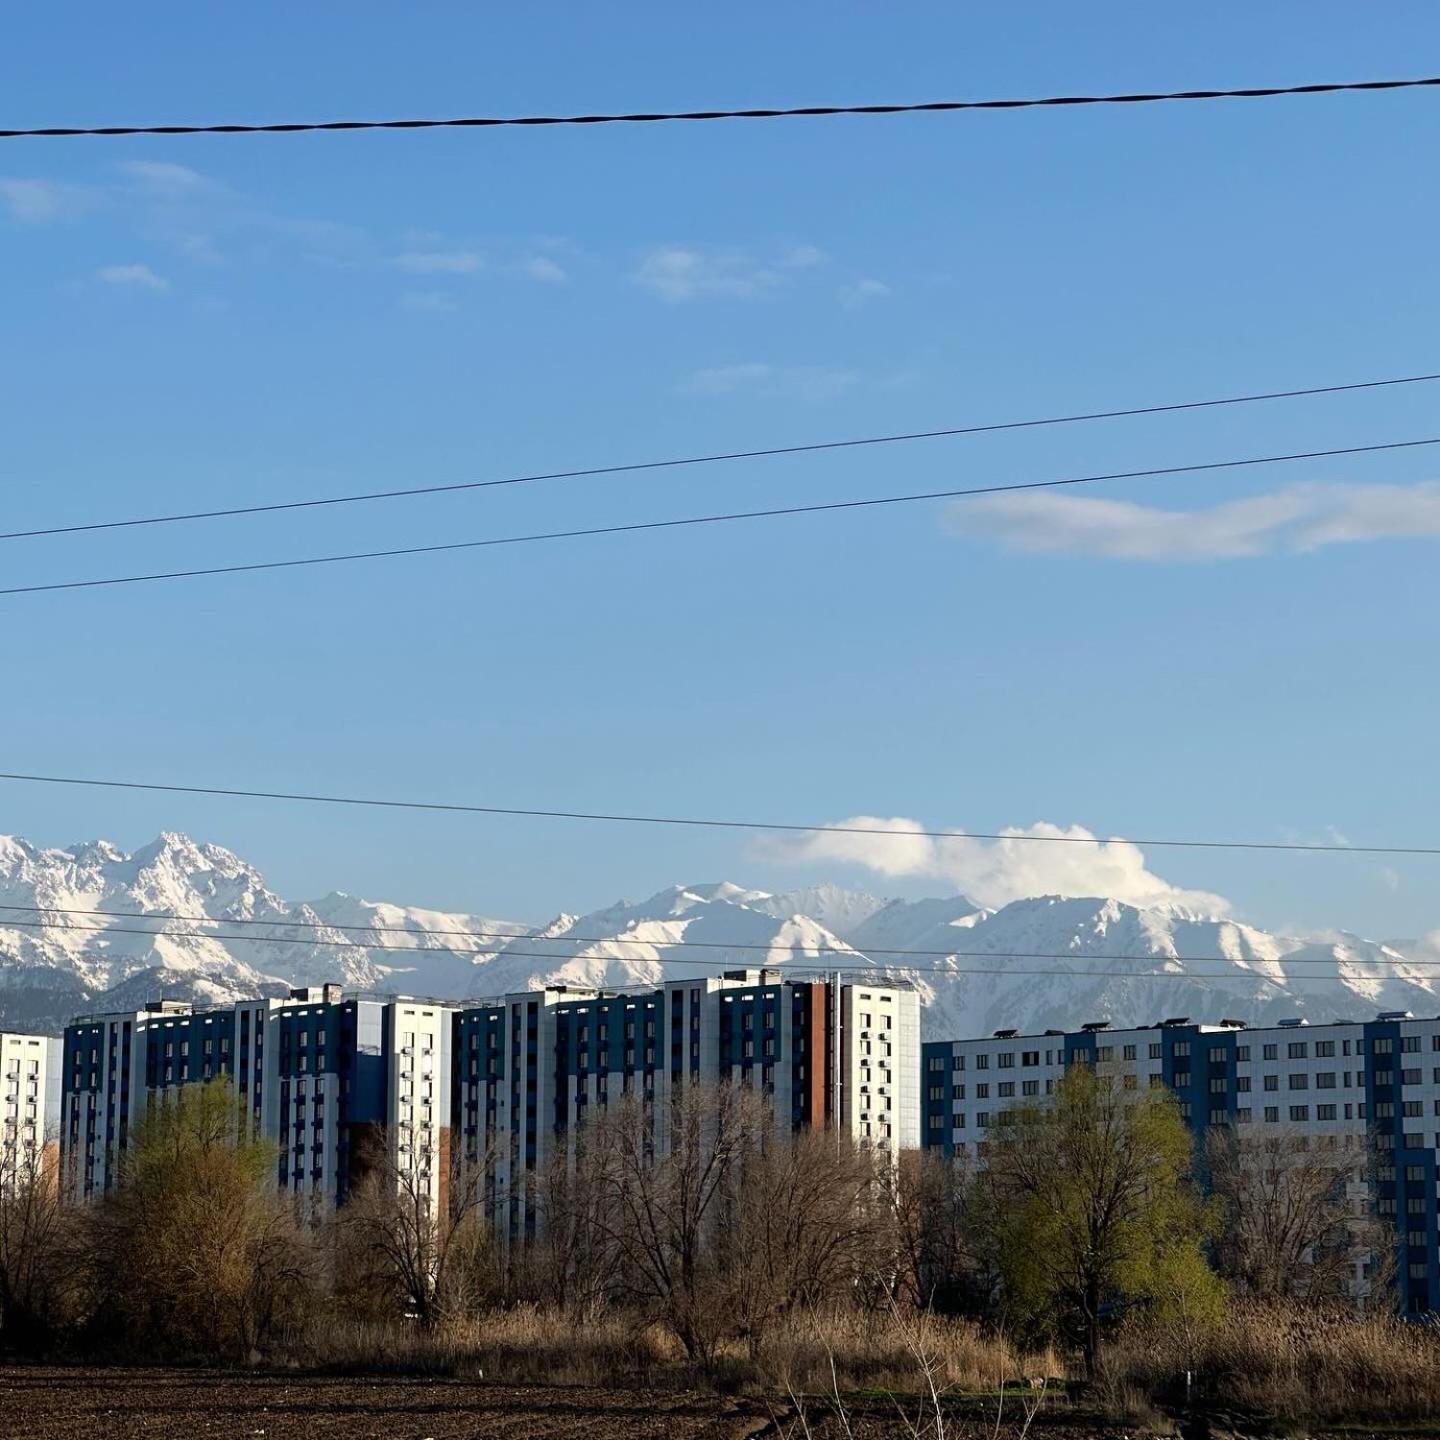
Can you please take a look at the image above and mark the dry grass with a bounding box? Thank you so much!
[759,1306,1059,1397]
[299,1308,670,1386]
[1105,1301,1440,1426]
[294,1304,1060,1400]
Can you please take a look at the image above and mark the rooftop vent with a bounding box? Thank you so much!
[1044,1028,1066,1036]
[1377,1010,1414,1022]
[1081,1020,1111,1032]
[1276,1017,1309,1028]
[993,1027,1018,1039]
[1219,1018,1248,1029]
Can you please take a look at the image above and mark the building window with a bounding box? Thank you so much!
[1288,1042,1308,1060]
[1263,1044,1277,1061]
[1289,1074,1309,1090]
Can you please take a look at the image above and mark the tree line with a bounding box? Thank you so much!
[0,1069,1396,1373]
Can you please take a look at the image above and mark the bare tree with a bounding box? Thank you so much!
[337,1127,496,1328]
[727,1127,886,1356]
[530,1136,623,1319]
[1207,1130,1390,1306]
[581,1080,768,1362]
[886,1148,990,1315]
[0,1130,72,1349]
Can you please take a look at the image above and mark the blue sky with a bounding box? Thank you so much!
[2,4,1439,937]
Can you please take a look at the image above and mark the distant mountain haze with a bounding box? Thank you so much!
[0,831,1435,1037]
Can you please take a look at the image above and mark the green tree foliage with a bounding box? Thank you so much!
[84,1078,314,1358]
[972,1064,1225,1374]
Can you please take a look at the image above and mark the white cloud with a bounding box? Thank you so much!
[839,277,891,308]
[96,263,168,292]
[0,178,91,223]
[117,160,215,195]
[958,481,1440,561]
[522,256,568,284]
[761,815,1230,914]
[684,362,860,401]
[393,250,484,274]
[783,244,826,269]
[635,244,820,302]
[399,290,458,313]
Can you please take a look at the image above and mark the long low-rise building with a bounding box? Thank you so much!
[60,971,920,1230]
[922,1011,1440,1315]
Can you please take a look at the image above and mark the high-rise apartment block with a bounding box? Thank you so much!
[61,987,452,1211]
[454,971,920,1236]
[0,1031,62,1172]
[59,971,920,1226]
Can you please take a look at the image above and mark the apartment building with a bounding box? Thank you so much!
[453,970,921,1238]
[60,987,453,1212]
[922,1010,1440,1314]
[60,972,919,1234]
[0,1031,62,1173]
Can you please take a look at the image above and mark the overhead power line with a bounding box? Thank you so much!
[0,769,1435,857]
[3,435,1437,599]
[6,371,1436,544]
[4,902,1435,970]
[28,945,1401,989]
[4,76,1438,140]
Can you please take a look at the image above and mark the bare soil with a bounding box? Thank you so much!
[0,1367,1183,1440]
[0,1369,771,1440]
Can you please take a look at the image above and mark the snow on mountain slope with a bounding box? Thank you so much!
[0,832,528,1030]
[847,895,988,955]
[469,883,863,998]
[0,831,1436,1040]
[748,885,891,940]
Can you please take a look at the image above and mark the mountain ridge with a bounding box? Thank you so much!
[0,830,1435,1038]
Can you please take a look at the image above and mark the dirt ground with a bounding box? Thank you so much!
[0,1369,775,1440]
[0,1368,1115,1440]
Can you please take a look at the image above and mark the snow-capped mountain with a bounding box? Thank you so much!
[0,830,1435,1038]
